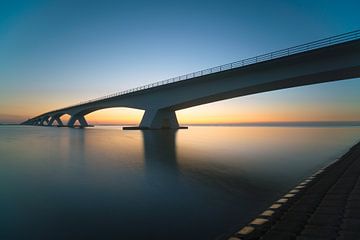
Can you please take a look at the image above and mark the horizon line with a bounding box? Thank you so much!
[3,121,360,127]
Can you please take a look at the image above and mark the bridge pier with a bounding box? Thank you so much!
[40,116,50,126]
[138,108,180,129]
[68,114,89,128]
[34,119,41,125]
[30,119,37,125]
[48,115,64,126]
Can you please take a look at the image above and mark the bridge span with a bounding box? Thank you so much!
[22,30,360,129]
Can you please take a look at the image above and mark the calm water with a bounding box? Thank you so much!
[1,125,360,240]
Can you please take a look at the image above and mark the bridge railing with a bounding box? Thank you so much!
[59,30,360,110]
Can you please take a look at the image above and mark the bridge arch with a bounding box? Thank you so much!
[64,107,144,127]
[47,113,69,126]
[79,107,145,126]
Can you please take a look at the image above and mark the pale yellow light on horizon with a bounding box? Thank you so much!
[66,102,360,125]
[2,91,360,124]
[85,108,144,125]
[4,102,360,124]
[176,101,360,124]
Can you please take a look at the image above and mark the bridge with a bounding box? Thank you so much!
[22,30,360,129]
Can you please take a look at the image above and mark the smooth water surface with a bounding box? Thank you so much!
[1,125,360,239]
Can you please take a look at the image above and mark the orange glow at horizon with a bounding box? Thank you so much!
[73,81,360,125]
[177,104,360,124]
[57,101,360,125]
[84,108,144,125]
[3,79,360,124]
[4,103,360,125]
[4,99,360,124]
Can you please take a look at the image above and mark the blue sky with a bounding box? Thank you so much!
[0,0,359,123]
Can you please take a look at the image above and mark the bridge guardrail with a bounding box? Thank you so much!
[58,30,360,111]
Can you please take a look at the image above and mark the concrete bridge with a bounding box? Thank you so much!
[22,30,360,129]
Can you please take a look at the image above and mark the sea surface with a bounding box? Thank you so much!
[0,125,360,240]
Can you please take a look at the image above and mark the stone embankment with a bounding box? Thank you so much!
[228,141,360,240]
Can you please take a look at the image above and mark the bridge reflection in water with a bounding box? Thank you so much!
[142,130,179,178]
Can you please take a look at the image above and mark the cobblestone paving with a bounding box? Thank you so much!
[228,141,360,240]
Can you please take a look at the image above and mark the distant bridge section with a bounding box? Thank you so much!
[22,30,360,129]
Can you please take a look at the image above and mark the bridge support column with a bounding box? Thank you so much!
[68,114,89,128]
[48,116,64,126]
[40,116,50,126]
[33,119,40,125]
[139,108,180,129]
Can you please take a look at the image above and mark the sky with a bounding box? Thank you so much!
[0,0,359,124]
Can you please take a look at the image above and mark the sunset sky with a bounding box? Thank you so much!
[1,0,359,124]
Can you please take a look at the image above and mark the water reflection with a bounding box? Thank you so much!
[142,130,178,177]
[0,126,360,239]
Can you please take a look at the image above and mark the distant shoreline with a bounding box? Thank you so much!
[94,121,360,127]
[2,121,360,127]
[187,121,360,127]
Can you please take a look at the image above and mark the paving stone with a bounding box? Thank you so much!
[332,187,354,192]
[260,230,296,240]
[348,195,360,201]
[314,207,343,215]
[235,225,263,240]
[344,210,360,218]
[272,221,305,233]
[300,225,338,238]
[277,198,290,204]
[260,210,282,221]
[289,204,317,214]
[269,203,285,211]
[236,226,255,235]
[336,230,360,239]
[353,192,360,198]
[280,212,309,223]
[307,184,333,192]
[321,195,348,201]
[296,236,332,240]
[350,189,360,195]
[318,199,346,207]
[331,185,354,190]
[284,193,297,198]
[290,189,302,194]
[308,214,341,226]
[337,176,358,181]
[297,195,323,202]
[249,218,271,231]
[335,176,357,181]
[227,237,241,240]
[345,201,360,209]
[303,190,323,196]
[340,219,360,231]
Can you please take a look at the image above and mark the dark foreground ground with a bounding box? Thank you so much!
[228,140,360,240]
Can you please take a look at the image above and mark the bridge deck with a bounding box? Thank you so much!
[55,30,360,111]
[228,141,360,240]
